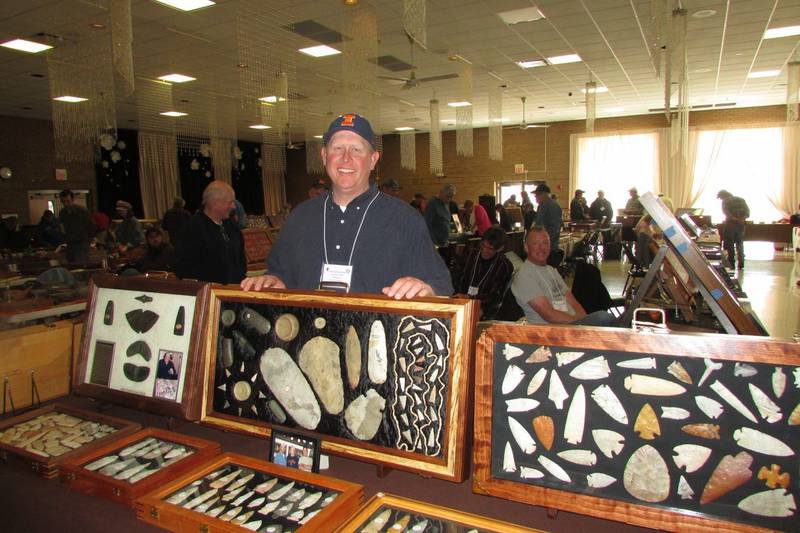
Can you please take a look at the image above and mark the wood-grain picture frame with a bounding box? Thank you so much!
[199,287,479,482]
[74,274,210,420]
[473,324,800,533]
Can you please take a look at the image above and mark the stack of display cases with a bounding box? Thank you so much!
[135,452,364,532]
[473,324,800,532]
[0,404,140,479]
[199,287,478,482]
[74,275,210,420]
[60,427,221,506]
[335,492,547,532]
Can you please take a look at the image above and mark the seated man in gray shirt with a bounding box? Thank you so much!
[512,227,615,326]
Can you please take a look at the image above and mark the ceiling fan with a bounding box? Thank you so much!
[285,127,304,150]
[378,33,458,90]
[504,96,550,129]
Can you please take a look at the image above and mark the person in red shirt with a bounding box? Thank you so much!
[463,199,492,236]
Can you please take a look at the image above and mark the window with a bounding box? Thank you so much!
[690,128,784,222]
[574,133,659,216]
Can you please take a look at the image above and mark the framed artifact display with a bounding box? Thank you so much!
[639,192,763,335]
[200,287,478,482]
[0,403,140,479]
[135,452,364,532]
[334,492,546,532]
[473,324,800,532]
[74,274,210,420]
[60,427,221,507]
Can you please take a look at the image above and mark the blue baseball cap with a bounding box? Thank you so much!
[323,113,376,149]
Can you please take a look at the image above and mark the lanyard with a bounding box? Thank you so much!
[322,191,380,266]
[469,250,500,289]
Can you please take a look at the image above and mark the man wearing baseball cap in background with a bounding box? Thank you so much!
[241,113,452,298]
[569,189,589,222]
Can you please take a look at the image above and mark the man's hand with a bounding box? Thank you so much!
[240,274,286,291]
[382,277,434,300]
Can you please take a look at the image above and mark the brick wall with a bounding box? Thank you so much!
[0,115,95,223]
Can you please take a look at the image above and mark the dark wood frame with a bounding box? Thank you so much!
[60,427,221,507]
[200,287,479,482]
[473,323,800,533]
[334,492,546,532]
[0,403,140,479]
[73,274,210,420]
[135,452,364,533]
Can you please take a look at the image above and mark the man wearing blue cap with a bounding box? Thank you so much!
[241,113,452,298]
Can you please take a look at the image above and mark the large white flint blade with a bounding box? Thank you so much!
[555,351,584,367]
[502,364,526,395]
[564,384,586,445]
[508,417,536,454]
[624,374,686,396]
[505,398,540,412]
[527,368,548,396]
[367,320,387,385]
[616,357,656,370]
[587,473,617,488]
[748,383,782,423]
[773,368,786,398]
[503,441,516,472]
[710,380,758,423]
[734,427,794,457]
[738,489,796,518]
[548,369,569,410]
[672,444,712,473]
[660,406,690,420]
[695,396,724,420]
[591,384,628,424]
[569,356,610,380]
[592,429,625,458]
[557,449,597,466]
[537,455,571,483]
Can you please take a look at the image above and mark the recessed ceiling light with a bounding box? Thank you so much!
[237,63,247,69]
[89,22,106,30]
[160,111,187,117]
[153,0,216,11]
[490,118,507,123]
[394,126,414,131]
[313,135,323,139]
[692,9,717,18]
[249,124,271,130]
[517,59,547,69]
[258,96,286,103]
[694,67,712,73]
[764,25,800,39]
[497,6,545,25]
[447,101,472,107]
[158,73,196,83]
[298,45,341,58]
[53,96,88,103]
[581,86,609,94]
[547,53,581,65]
[605,107,625,113]
[747,70,781,79]
[1,39,53,53]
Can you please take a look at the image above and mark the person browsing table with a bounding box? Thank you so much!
[241,113,452,298]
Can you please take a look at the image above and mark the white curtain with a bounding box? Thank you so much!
[570,131,660,214]
[211,137,232,184]
[138,131,179,219]
[780,123,800,216]
[261,143,286,214]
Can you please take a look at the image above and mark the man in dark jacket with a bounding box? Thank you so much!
[717,189,750,269]
[589,190,613,224]
[162,197,192,245]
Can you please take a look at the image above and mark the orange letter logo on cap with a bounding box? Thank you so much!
[341,114,355,127]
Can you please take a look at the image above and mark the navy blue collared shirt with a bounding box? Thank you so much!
[267,186,453,295]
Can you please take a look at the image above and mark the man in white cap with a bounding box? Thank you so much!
[241,113,451,298]
[624,187,644,215]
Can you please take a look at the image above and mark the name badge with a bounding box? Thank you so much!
[553,298,569,312]
[467,285,479,297]
[319,263,353,293]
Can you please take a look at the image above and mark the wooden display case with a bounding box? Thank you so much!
[74,274,210,420]
[60,427,221,507]
[135,452,364,533]
[0,403,140,479]
[334,492,547,532]
[473,324,800,532]
[200,288,478,482]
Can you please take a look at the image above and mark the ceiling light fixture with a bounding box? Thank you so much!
[313,135,323,139]
[153,0,216,12]
[343,0,359,5]
[517,59,547,69]
[747,70,781,79]
[249,124,271,130]
[160,111,187,117]
[259,96,286,103]
[447,101,472,107]
[497,6,545,25]
[547,53,581,65]
[581,86,608,94]
[89,22,106,30]
[764,25,800,39]
[298,45,341,58]
[394,126,414,131]
[691,9,717,18]
[158,73,196,83]
[605,107,624,113]
[53,96,88,103]
[1,38,53,53]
